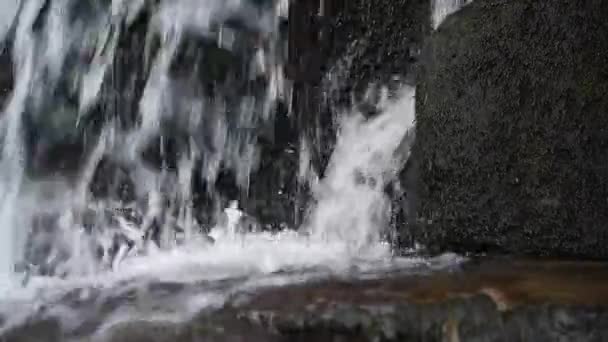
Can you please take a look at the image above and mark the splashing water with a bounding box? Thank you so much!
[432,0,471,29]
[305,87,416,251]
[0,0,464,336]
[0,0,289,282]
[0,84,434,335]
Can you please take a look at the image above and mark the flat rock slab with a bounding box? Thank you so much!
[242,258,608,311]
[4,259,608,341]
[237,259,608,341]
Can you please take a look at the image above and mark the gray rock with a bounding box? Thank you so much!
[411,0,608,258]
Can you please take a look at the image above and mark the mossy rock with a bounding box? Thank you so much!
[412,0,608,258]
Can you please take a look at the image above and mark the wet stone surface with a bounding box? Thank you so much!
[413,0,608,258]
[3,259,608,341]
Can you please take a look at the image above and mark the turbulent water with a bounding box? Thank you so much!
[0,0,466,337]
[0,0,292,281]
[432,0,471,29]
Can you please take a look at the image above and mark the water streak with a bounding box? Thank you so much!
[305,87,416,251]
[432,0,470,29]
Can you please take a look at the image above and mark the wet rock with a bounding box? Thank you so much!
[319,0,429,106]
[0,43,12,107]
[1,317,63,342]
[244,124,299,230]
[101,312,279,342]
[412,0,608,258]
[98,321,183,342]
[89,157,136,203]
[235,259,608,341]
[243,296,505,341]
[5,259,608,341]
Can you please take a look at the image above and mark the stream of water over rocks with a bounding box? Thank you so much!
[6,1,604,341]
[0,0,608,342]
[0,0,472,339]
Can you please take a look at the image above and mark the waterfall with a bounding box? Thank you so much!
[0,0,289,282]
[305,87,416,251]
[432,0,470,29]
[0,0,468,294]
[0,0,42,282]
[0,0,471,335]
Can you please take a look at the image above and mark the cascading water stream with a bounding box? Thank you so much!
[304,87,416,251]
[432,0,471,29]
[0,0,467,336]
[0,0,291,282]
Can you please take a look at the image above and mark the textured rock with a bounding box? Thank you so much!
[243,296,608,342]
[412,0,608,258]
[4,259,608,342]
[97,314,279,342]
[1,318,63,342]
[236,259,608,341]
[320,0,429,106]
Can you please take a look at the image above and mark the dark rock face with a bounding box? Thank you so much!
[0,44,11,107]
[319,0,429,106]
[412,0,608,258]
[245,297,608,342]
[291,0,430,151]
[8,300,608,342]
[289,0,429,104]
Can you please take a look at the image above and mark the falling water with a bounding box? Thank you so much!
[0,0,19,43]
[432,0,470,29]
[305,87,416,251]
[0,0,465,336]
[0,0,290,282]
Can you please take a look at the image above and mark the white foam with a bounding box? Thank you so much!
[432,0,471,29]
[305,86,416,250]
[0,229,459,336]
[0,0,290,283]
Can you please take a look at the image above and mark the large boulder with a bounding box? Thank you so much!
[412,0,608,258]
